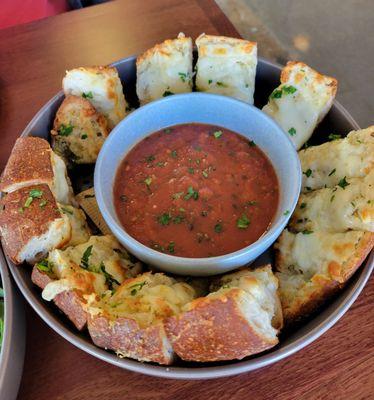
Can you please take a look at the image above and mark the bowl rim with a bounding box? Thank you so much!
[94,91,301,271]
[4,54,372,380]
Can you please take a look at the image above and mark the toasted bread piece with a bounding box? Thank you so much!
[76,187,111,234]
[58,205,91,247]
[299,126,374,192]
[63,66,127,129]
[275,229,374,322]
[263,61,337,149]
[0,137,74,204]
[195,34,257,104]
[51,95,108,164]
[31,264,87,330]
[86,272,197,364]
[165,266,281,362]
[136,33,193,104]
[32,235,141,330]
[0,185,71,264]
[290,172,374,233]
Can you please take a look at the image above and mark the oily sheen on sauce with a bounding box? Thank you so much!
[114,123,279,258]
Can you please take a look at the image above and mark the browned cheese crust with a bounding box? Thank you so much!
[165,289,278,362]
[87,314,173,365]
[0,185,65,263]
[0,137,53,192]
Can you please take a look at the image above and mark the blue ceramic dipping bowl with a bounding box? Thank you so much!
[94,92,301,276]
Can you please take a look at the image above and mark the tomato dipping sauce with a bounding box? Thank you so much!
[114,123,279,258]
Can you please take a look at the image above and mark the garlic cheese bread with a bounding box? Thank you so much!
[86,272,197,364]
[275,230,374,322]
[263,61,337,149]
[51,95,109,164]
[0,185,71,264]
[136,33,193,104]
[290,172,374,233]
[32,235,142,330]
[58,204,91,247]
[63,66,127,130]
[195,34,257,104]
[165,266,282,362]
[0,137,74,205]
[300,126,374,192]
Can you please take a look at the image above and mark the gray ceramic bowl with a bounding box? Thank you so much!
[0,250,25,400]
[95,93,301,276]
[3,55,373,380]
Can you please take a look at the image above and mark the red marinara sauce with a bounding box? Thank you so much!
[114,123,279,258]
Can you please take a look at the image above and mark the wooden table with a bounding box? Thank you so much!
[0,1,372,399]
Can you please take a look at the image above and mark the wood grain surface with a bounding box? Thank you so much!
[0,1,372,399]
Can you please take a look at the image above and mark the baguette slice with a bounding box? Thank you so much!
[165,265,282,362]
[299,126,374,192]
[0,137,74,204]
[86,273,197,364]
[58,204,91,247]
[51,95,109,164]
[290,173,374,233]
[63,66,127,130]
[275,229,374,322]
[0,185,71,264]
[263,61,337,149]
[136,33,193,104]
[32,235,141,330]
[195,34,257,104]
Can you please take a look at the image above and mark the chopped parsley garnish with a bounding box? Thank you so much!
[144,176,152,187]
[270,89,282,99]
[338,176,350,189]
[288,127,297,136]
[24,197,33,208]
[30,189,43,198]
[237,213,250,229]
[283,210,290,216]
[282,85,297,95]
[328,133,342,141]
[213,130,223,139]
[167,241,175,254]
[171,150,178,158]
[188,167,195,174]
[158,213,172,226]
[81,134,88,140]
[248,140,256,147]
[208,79,213,84]
[146,155,155,163]
[216,81,227,87]
[173,215,185,224]
[129,281,146,296]
[58,123,74,136]
[163,90,174,97]
[214,222,223,233]
[100,262,120,290]
[328,168,336,176]
[302,230,313,235]
[300,202,307,209]
[303,169,312,178]
[36,259,53,273]
[184,186,199,201]
[80,245,93,269]
[82,91,93,99]
[178,72,187,82]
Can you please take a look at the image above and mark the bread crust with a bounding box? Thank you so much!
[31,265,87,330]
[165,288,278,362]
[87,314,174,365]
[0,137,53,192]
[0,185,70,263]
